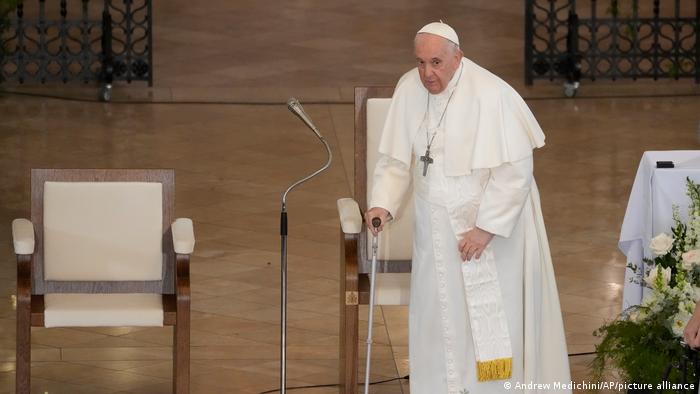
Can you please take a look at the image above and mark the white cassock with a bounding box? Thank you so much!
[370,57,571,393]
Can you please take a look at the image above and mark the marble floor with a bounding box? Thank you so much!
[0,1,699,393]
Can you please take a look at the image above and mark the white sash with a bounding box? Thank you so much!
[461,247,513,381]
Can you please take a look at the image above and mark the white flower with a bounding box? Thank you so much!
[680,282,695,299]
[637,309,648,321]
[671,309,693,338]
[668,285,682,298]
[669,281,691,299]
[682,249,700,270]
[628,310,641,323]
[650,233,674,256]
[644,266,672,290]
[640,293,663,314]
[682,299,696,314]
[641,292,658,307]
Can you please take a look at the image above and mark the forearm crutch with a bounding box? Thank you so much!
[364,217,381,394]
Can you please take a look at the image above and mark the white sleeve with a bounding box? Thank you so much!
[475,156,534,238]
[369,154,411,218]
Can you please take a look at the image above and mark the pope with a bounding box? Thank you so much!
[365,21,572,393]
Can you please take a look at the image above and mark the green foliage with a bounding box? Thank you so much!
[593,177,700,388]
[592,306,689,385]
[687,177,700,215]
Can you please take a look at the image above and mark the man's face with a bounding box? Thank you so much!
[414,33,462,94]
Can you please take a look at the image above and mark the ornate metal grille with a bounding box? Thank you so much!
[525,0,700,85]
[0,0,152,86]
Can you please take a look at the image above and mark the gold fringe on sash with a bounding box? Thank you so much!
[476,357,512,381]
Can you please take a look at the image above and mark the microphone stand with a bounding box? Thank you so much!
[280,112,332,394]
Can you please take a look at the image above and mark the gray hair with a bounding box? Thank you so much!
[414,33,461,55]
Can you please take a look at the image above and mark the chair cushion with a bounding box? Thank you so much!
[43,181,163,281]
[366,98,415,261]
[374,273,411,305]
[44,293,164,327]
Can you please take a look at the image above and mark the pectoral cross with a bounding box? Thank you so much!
[420,149,433,176]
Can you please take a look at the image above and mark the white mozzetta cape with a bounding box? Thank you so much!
[378,57,546,176]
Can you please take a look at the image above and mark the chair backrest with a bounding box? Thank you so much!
[355,87,414,267]
[31,169,175,295]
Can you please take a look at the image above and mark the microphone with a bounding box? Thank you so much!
[280,96,333,394]
[287,98,323,139]
[281,98,332,209]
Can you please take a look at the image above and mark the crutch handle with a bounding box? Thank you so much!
[371,217,381,229]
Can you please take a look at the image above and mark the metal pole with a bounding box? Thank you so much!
[38,0,45,83]
[653,0,660,80]
[524,0,534,85]
[591,0,598,81]
[363,218,381,394]
[280,209,288,394]
[148,0,153,86]
[611,0,619,80]
[696,0,700,83]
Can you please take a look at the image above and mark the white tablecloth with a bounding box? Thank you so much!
[620,151,700,309]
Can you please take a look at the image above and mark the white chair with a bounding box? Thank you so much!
[337,87,412,393]
[12,169,194,394]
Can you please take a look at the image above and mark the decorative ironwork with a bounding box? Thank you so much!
[0,0,152,86]
[525,0,700,86]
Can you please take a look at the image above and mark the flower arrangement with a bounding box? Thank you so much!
[593,178,700,384]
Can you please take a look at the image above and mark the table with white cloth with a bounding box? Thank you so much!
[620,151,700,309]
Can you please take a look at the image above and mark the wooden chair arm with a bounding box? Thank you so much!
[172,219,195,255]
[12,219,35,255]
[175,254,190,300]
[16,254,32,308]
[337,198,363,235]
[162,254,190,327]
[341,231,360,306]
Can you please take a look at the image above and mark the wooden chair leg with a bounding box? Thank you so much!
[340,231,359,394]
[16,255,32,394]
[16,300,31,394]
[174,254,190,394]
[173,313,190,394]
[340,302,359,394]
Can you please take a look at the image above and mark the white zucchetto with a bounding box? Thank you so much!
[417,21,460,46]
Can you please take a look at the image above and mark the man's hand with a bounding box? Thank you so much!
[684,302,700,348]
[458,227,494,261]
[364,207,390,236]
